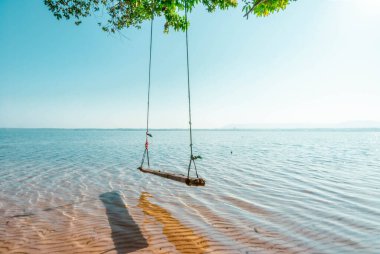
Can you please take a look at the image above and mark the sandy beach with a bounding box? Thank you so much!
[1,190,301,254]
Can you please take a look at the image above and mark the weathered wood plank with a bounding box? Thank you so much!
[138,167,206,186]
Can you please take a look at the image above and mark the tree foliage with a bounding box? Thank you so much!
[44,0,296,33]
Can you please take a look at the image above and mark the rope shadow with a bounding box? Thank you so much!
[99,191,148,254]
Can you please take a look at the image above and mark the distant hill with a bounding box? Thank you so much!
[223,121,380,129]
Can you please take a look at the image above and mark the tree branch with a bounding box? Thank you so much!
[243,0,268,19]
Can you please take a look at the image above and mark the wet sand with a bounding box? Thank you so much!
[0,189,309,254]
[1,191,229,253]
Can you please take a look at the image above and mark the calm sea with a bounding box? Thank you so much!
[1,129,380,253]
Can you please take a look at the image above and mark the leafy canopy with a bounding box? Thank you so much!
[44,0,296,33]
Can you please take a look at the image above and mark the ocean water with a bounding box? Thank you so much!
[0,129,380,253]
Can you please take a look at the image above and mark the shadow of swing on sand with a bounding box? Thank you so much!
[99,191,148,254]
[100,191,208,254]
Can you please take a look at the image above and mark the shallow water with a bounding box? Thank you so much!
[1,129,380,253]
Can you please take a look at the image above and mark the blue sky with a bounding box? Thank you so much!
[1,0,379,128]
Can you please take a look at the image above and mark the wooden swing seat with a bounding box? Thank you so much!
[138,167,206,186]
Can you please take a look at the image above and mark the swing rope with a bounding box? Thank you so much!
[140,0,202,182]
[184,0,201,180]
[140,9,154,168]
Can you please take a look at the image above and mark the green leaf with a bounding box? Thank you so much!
[44,0,295,33]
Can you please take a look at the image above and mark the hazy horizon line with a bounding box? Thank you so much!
[1,127,380,131]
[2,121,380,130]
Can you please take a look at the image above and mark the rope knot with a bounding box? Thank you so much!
[191,155,202,160]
